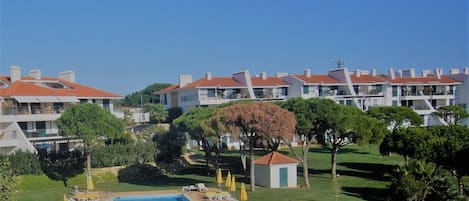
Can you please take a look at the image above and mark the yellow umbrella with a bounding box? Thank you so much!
[63,194,68,201]
[86,175,94,191]
[225,171,232,188]
[230,175,236,193]
[240,182,248,201]
[216,168,223,189]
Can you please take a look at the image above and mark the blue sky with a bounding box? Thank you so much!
[1,0,468,95]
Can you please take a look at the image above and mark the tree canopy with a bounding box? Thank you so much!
[366,106,422,129]
[0,157,15,201]
[432,106,469,125]
[144,103,168,123]
[221,102,296,191]
[118,83,171,107]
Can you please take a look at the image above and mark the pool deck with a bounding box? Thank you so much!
[99,189,210,201]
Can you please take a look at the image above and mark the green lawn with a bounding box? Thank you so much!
[14,145,406,201]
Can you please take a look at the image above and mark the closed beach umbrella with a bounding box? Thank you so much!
[86,175,94,191]
[225,171,232,188]
[230,176,236,193]
[216,168,223,189]
[240,182,248,201]
[63,194,68,201]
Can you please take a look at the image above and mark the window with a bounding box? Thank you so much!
[254,88,265,98]
[207,89,216,97]
[392,86,398,96]
[346,100,352,106]
[79,99,88,104]
[392,100,398,106]
[281,87,288,96]
[449,99,454,106]
[449,85,454,95]
[353,85,359,94]
[162,94,167,105]
[103,99,110,111]
[303,86,309,94]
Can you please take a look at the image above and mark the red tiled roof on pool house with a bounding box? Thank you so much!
[254,151,299,165]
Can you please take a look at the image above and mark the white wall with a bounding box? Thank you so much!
[281,75,304,99]
[268,163,298,188]
[254,165,271,187]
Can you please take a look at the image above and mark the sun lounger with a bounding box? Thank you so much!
[206,191,229,201]
[182,185,197,192]
[196,183,208,192]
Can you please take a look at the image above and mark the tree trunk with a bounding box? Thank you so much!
[86,150,91,193]
[202,140,211,175]
[250,143,255,191]
[331,147,338,179]
[457,174,464,195]
[302,150,310,188]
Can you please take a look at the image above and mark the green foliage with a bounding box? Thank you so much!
[57,103,124,147]
[432,106,469,125]
[367,106,423,128]
[0,157,16,201]
[167,107,183,123]
[120,83,171,107]
[144,103,168,123]
[390,160,461,201]
[39,150,86,186]
[153,127,187,164]
[91,142,156,168]
[8,151,42,175]
[117,164,162,184]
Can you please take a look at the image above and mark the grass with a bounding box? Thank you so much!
[14,145,406,201]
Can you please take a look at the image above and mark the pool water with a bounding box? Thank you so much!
[113,194,190,201]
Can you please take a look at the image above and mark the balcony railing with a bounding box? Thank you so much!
[22,129,59,138]
[2,106,68,116]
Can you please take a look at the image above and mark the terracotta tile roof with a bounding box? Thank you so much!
[377,75,459,84]
[294,74,343,84]
[254,151,299,165]
[251,77,289,87]
[0,76,120,98]
[181,77,245,89]
[157,84,179,94]
[350,75,385,83]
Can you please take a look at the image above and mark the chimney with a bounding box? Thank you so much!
[205,72,212,80]
[275,72,288,78]
[59,71,76,83]
[29,69,41,80]
[304,69,311,78]
[371,68,377,76]
[388,68,395,79]
[10,66,21,82]
[449,68,460,75]
[260,72,267,80]
[397,70,403,78]
[355,69,361,77]
[179,74,192,87]
[464,67,469,75]
[422,69,432,77]
[402,68,415,78]
[435,68,441,80]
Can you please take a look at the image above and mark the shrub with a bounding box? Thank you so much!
[8,151,43,176]
[91,142,156,168]
[117,164,162,184]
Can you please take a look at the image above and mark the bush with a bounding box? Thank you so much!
[117,164,162,184]
[8,151,43,176]
[91,142,156,168]
[17,174,63,191]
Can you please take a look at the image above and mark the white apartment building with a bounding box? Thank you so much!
[0,66,122,154]
[157,70,290,113]
[158,67,468,126]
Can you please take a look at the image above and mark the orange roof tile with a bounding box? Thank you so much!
[254,151,298,165]
[251,77,289,87]
[181,77,245,89]
[157,84,179,94]
[0,76,120,98]
[350,75,385,83]
[295,74,343,84]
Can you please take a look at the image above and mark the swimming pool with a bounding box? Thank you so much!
[113,194,190,201]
